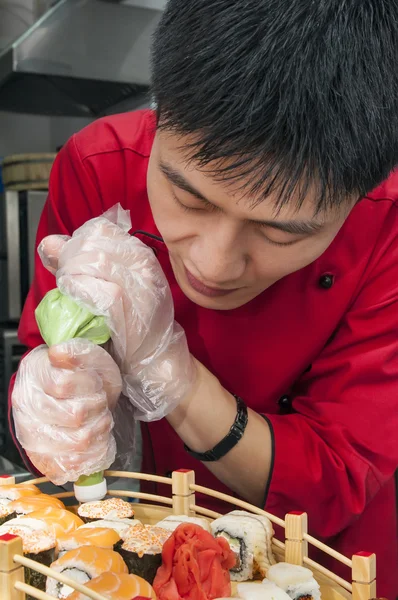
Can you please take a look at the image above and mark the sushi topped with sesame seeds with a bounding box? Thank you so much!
[77,498,135,523]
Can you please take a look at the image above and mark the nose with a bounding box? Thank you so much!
[189,222,247,285]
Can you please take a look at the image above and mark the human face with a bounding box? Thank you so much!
[147,130,353,310]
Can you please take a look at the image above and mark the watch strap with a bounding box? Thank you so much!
[184,395,248,462]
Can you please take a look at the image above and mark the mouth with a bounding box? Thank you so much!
[184,267,239,298]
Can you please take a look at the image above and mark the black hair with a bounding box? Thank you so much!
[151,0,398,213]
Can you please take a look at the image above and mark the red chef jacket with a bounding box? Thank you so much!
[9,110,398,597]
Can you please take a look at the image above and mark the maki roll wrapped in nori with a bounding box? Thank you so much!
[115,525,170,584]
[0,521,55,600]
[46,545,128,599]
[57,527,121,557]
[211,510,276,581]
[77,498,135,523]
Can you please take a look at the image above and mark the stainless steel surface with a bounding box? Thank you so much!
[27,191,47,293]
[0,0,162,116]
[3,190,47,321]
[5,191,21,320]
[0,327,25,463]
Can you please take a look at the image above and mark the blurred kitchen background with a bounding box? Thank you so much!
[0,0,166,488]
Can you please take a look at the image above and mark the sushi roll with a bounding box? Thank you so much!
[22,506,83,536]
[46,545,128,599]
[0,516,53,534]
[122,524,170,545]
[67,572,156,600]
[211,510,276,581]
[0,521,55,599]
[238,580,291,600]
[156,514,211,533]
[0,488,59,526]
[77,498,134,523]
[115,524,168,584]
[57,527,121,557]
[0,504,15,525]
[79,517,141,538]
[7,494,65,519]
[266,562,321,600]
[0,483,40,507]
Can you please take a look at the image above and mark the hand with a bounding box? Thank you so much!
[39,206,195,421]
[12,339,122,485]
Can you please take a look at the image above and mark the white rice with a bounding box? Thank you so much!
[46,568,89,599]
[266,563,321,600]
[238,581,291,600]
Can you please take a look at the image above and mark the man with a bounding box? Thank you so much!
[9,1,398,596]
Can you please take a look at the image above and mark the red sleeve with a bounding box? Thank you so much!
[8,133,108,472]
[265,202,398,538]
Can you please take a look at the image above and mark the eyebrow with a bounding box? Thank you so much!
[159,160,325,236]
[160,160,208,202]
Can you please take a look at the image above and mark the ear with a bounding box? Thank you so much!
[38,234,70,275]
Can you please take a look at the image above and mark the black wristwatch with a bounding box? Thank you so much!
[184,395,248,462]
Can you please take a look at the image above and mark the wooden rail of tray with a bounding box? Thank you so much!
[0,471,376,600]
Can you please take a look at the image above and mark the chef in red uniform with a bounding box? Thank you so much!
[9,0,398,596]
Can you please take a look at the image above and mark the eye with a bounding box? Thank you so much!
[171,189,218,213]
[171,190,201,212]
[255,223,302,247]
[263,236,298,248]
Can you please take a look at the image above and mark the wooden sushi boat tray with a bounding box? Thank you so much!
[0,469,376,600]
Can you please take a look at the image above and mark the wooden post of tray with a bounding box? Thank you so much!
[172,470,195,516]
[284,511,308,566]
[0,534,25,600]
[352,552,376,600]
[0,476,16,486]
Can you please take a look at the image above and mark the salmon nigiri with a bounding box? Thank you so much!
[9,494,65,516]
[21,506,83,536]
[0,485,43,525]
[56,527,121,556]
[68,572,156,600]
[46,546,128,599]
[0,483,40,504]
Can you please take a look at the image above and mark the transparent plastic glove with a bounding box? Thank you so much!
[39,204,195,421]
[11,339,123,486]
